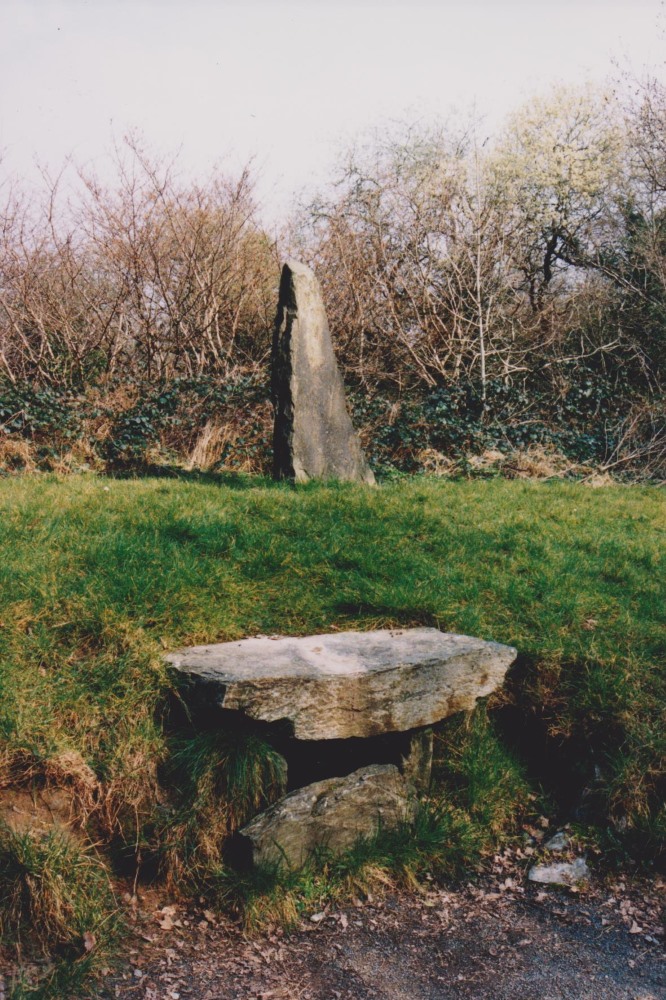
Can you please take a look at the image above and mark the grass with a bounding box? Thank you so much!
[0,823,120,998]
[162,727,288,881]
[0,473,663,987]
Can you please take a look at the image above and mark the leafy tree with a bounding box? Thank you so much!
[488,85,627,312]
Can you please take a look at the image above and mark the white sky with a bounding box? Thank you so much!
[0,0,664,224]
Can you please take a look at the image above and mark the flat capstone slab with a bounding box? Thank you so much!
[166,628,516,741]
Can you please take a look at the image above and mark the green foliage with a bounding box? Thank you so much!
[0,373,272,473]
[1,365,663,480]
[104,383,182,463]
[163,727,287,878]
[351,364,654,474]
[0,385,83,444]
[0,824,120,997]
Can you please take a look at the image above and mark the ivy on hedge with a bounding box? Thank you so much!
[0,365,660,478]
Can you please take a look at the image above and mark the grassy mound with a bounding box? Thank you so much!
[0,474,663,989]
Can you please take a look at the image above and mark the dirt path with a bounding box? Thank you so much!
[98,866,664,1000]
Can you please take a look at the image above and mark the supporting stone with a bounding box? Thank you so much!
[236,764,414,869]
[271,259,375,484]
[401,728,434,796]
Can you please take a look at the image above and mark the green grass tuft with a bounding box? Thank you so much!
[0,823,120,997]
[163,727,287,880]
[433,708,532,838]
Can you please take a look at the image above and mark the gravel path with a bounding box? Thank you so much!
[97,865,665,1000]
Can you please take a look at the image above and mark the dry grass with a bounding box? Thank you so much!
[0,438,37,473]
[418,445,591,481]
[417,448,458,476]
[503,445,579,479]
[180,402,272,475]
[185,422,232,471]
[43,752,100,828]
[46,440,105,475]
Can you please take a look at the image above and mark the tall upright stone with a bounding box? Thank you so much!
[272,260,375,483]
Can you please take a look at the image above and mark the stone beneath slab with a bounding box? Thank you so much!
[166,628,516,741]
[237,764,414,868]
[401,729,434,796]
[271,259,375,484]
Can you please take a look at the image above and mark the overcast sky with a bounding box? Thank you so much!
[1,1,664,222]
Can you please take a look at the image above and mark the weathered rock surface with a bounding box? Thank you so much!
[527,858,591,886]
[237,764,413,868]
[543,831,570,852]
[166,628,516,740]
[401,729,434,795]
[272,259,375,484]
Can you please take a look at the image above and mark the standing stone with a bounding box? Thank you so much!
[272,260,375,484]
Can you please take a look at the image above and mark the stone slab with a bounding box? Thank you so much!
[166,628,516,740]
[237,764,414,868]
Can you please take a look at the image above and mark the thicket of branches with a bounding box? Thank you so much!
[0,82,664,476]
[0,140,278,387]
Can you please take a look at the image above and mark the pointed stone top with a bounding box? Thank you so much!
[283,258,313,278]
